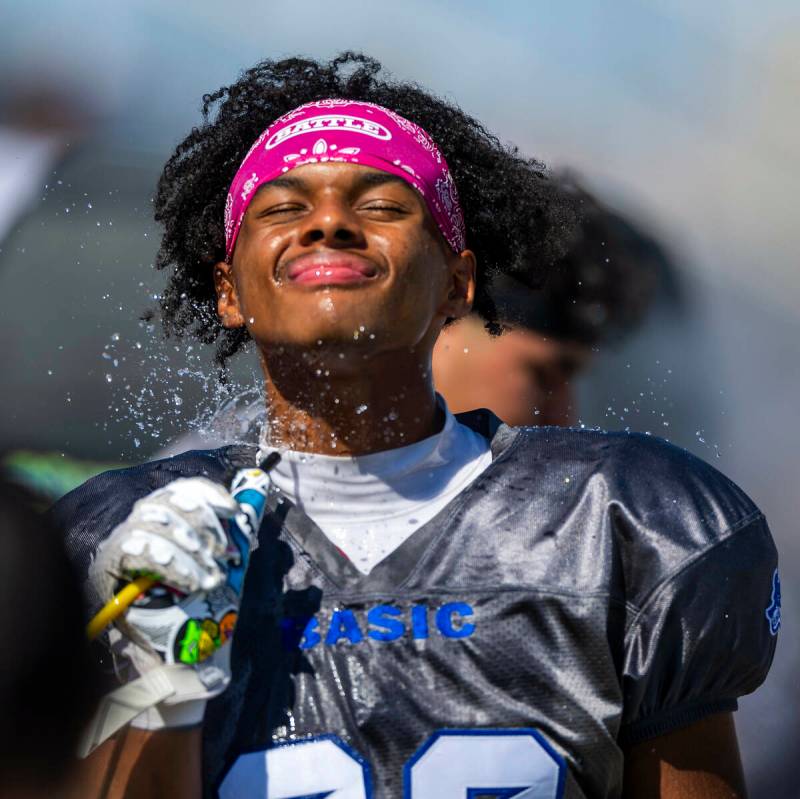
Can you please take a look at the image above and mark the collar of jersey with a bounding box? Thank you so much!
[222,410,519,593]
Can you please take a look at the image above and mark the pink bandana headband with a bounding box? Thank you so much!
[223,99,466,262]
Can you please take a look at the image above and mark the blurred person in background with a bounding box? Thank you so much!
[434,175,680,427]
[0,473,97,799]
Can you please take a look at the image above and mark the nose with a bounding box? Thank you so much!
[298,197,367,249]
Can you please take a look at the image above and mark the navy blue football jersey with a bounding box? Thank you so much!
[52,413,779,799]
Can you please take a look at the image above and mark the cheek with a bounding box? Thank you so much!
[393,235,449,314]
[232,235,285,313]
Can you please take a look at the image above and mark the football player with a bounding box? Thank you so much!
[53,54,778,799]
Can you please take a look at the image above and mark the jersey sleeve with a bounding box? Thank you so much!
[619,512,779,744]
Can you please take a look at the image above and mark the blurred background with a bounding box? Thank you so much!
[0,1,797,794]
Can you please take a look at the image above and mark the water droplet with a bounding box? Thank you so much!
[355,404,368,415]
[105,374,113,383]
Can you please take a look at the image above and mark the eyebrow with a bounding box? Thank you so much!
[353,172,408,190]
[260,175,306,192]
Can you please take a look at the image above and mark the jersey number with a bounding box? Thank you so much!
[219,730,565,799]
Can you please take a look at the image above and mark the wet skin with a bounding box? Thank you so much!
[214,163,476,455]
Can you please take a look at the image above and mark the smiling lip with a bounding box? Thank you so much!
[285,253,379,286]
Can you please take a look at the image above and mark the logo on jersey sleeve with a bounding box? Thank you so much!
[281,601,476,651]
[765,569,781,636]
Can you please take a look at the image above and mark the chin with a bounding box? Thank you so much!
[261,325,384,358]
[293,309,387,342]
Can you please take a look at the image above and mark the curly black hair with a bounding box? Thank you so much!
[490,173,682,346]
[154,52,578,365]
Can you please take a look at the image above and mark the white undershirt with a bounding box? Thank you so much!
[256,399,492,575]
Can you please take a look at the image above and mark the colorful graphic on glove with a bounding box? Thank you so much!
[175,611,238,664]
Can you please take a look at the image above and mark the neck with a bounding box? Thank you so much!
[259,346,440,456]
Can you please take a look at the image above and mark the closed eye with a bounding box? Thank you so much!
[357,200,410,216]
[255,203,307,218]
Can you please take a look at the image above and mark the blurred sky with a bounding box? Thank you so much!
[1,2,798,795]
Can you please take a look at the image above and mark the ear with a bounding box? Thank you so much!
[213,261,246,328]
[439,249,476,321]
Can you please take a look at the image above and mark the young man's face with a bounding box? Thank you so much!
[215,163,474,370]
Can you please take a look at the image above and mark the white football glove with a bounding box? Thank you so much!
[80,474,266,755]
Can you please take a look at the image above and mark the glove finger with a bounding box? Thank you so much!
[128,501,227,570]
[155,478,241,554]
[157,477,240,518]
[101,528,223,594]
